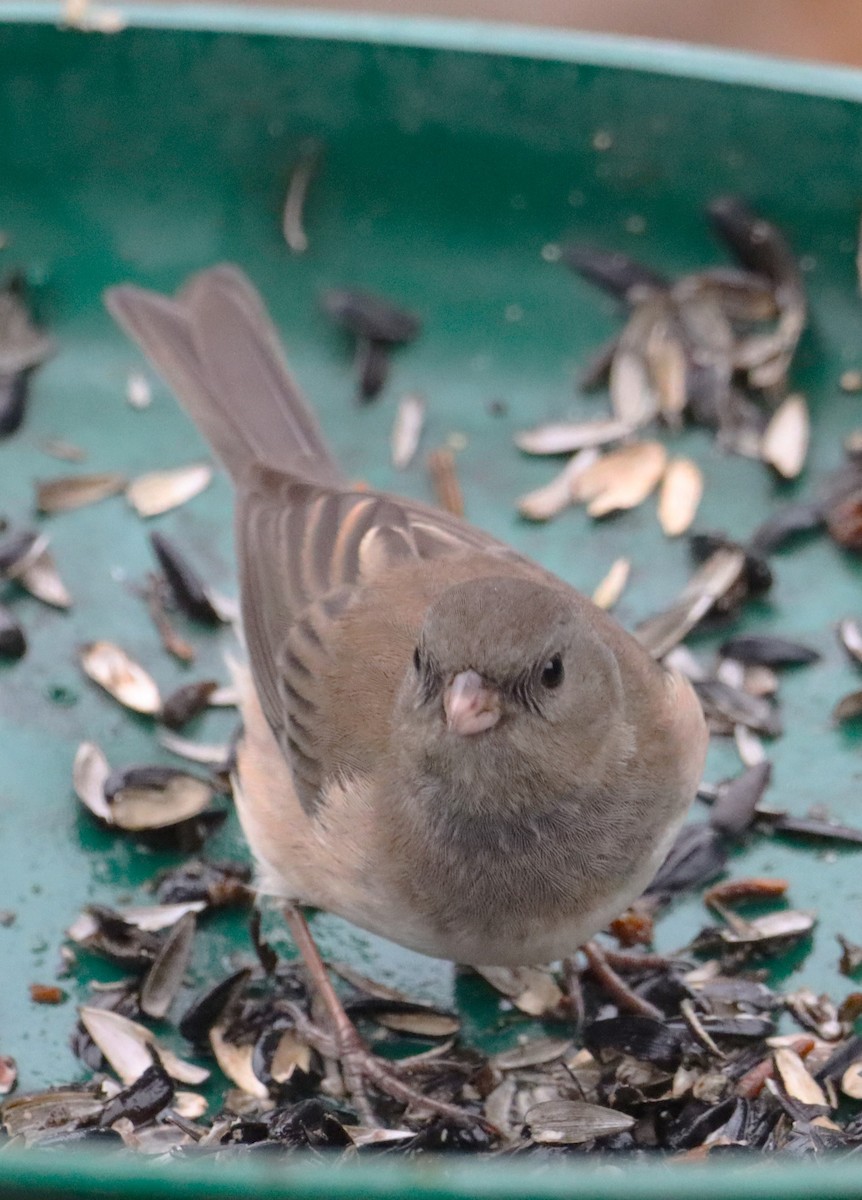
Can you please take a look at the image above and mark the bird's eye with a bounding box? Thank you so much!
[540,654,564,689]
[413,646,421,672]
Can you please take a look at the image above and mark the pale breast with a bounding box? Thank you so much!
[232,662,449,955]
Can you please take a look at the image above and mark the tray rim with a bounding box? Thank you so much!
[3,1144,862,1199]
[3,0,862,104]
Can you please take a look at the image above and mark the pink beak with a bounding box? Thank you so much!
[444,670,502,736]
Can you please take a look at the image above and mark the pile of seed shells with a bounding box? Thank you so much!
[2,196,862,1163]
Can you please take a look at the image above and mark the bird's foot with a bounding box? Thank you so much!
[334,1021,489,1130]
[281,902,492,1132]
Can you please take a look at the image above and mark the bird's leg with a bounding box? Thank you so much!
[281,903,488,1130]
[582,940,664,1019]
[560,956,585,1027]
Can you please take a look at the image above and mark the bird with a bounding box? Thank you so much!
[105,265,708,1125]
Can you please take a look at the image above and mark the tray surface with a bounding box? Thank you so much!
[1,8,861,1195]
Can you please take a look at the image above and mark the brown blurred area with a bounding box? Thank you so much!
[154,0,862,68]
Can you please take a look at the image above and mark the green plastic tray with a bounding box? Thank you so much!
[1,5,862,1195]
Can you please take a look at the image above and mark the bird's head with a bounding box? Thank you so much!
[394,575,634,809]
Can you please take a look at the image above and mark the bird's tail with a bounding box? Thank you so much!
[105,265,344,488]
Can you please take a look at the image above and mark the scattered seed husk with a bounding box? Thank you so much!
[839,995,862,1028]
[105,767,215,832]
[761,395,810,480]
[524,1099,635,1145]
[79,642,161,715]
[67,906,162,966]
[266,1029,314,1085]
[161,680,219,730]
[694,679,781,736]
[720,909,816,946]
[354,1001,460,1039]
[140,912,197,1019]
[845,429,862,460]
[837,618,862,666]
[117,902,207,932]
[0,603,26,659]
[838,936,862,976]
[1,1086,105,1140]
[483,1077,516,1136]
[584,1016,685,1070]
[78,1007,209,1086]
[158,731,231,768]
[785,987,843,1042]
[127,464,212,518]
[427,447,464,517]
[389,393,426,471]
[126,371,152,409]
[839,1059,862,1102]
[321,289,421,346]
[649,315,689,428]
[153,860,250,908]
[16,541,72,608]
[282,140,321,255]
[148,532,226,625]
[514,416,634,457]
[39,437,86,463]
[576,441,667,518]
[658,458,703,537]
[73,741,114,823]
[172,1091,208,1121]
[178,969,251,1047]
[705,878,788,910]
[609,331,659,430]
[562,244,669,301]
[716,655,746,690]
[686,266,778,322]
[209,1025,269,1099]
[833,690,862,724]
[635,547,746,659]
[145,581,196,664]
[707,197,806,389]
[646,822,728,897]
[474,966,563,1017]
[710,762,771,837]
[764,811,862,845]
[826,487,862,551]
[0,272,55,437]
[98,1060,175,1128]
[353,337,390,401]
[491,1037,572,1072]
[690,532,773,600]
[517,448,598,521]
[35,471,126,514]
[741,664,779,698]
[0,1056,17,1096]
[0,527,41,575]
[591,557,630,611]
[774,1048,829,1107]
[748,501,824,555]
[735,724,766,767]
[720,634,819,668]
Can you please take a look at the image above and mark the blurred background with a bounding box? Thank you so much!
[144,0,862,67]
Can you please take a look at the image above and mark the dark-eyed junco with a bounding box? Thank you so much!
[106,266,707,1122]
